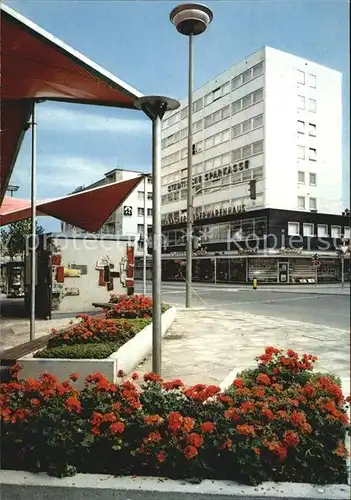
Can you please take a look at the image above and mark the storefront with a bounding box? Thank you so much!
[160,254,349,284]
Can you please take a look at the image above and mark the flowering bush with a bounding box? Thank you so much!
[106,294,168,319]
[1,347,350,485]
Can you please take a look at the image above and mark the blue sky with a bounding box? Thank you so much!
[6,0,350,231]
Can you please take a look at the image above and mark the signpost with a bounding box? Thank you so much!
[311,257,320,286]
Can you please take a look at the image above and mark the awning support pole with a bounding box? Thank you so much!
[30,102,37,341]
[143,175,148,295]
[134,96,180,376]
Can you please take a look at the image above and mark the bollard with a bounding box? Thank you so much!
[253,278,257,290]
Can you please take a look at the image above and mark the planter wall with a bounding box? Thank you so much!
[0,471,350,500]
[18,307,176,388]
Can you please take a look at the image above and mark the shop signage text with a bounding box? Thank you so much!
[163,204,246,226]
[167,160,250,193]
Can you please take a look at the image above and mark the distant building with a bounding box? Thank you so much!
[160,46,343,221]
[61,168,153,257]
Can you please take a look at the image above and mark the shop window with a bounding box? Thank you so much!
[331,226,341,238]
[288,222,300,236]
[317,224,328,237]
[303,223,314,237]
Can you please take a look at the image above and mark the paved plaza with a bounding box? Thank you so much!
[136,307,350,387]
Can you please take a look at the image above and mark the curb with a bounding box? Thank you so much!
[0,472,350,499]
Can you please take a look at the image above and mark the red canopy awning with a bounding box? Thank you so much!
[0,177,142,232]
[0,3,144,202]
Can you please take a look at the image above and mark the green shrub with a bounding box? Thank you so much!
[35,342,121,359]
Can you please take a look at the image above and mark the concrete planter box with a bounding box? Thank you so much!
[1,471,350,500]
[18,307,176,388]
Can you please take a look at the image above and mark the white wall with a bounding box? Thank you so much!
[264,47,342,214]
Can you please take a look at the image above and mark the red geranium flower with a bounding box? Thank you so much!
[256,373,271,386]
[283,430,300,447]
[200,421,215,433]
[110,422,125,434]
[187,433,204,448]
[184,445,198,460]
[65,396,81,413]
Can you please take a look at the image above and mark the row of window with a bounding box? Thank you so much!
[297,70,316,88]
[161,167,264,206]
[232,140,264,162]
[232,88,263,114]
[162,88,264,153]
[297,95,316,112]
[288,222,350,239]
[298,145,316,161]
[137,207,153,217]
[297,121,316,136]
[297,196,317,211]
[298,171,316,185]
[162,61,264,130]
[232,113,263,138]
[137,191,153,201]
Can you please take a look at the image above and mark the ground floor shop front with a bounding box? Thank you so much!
[157,254,350,284]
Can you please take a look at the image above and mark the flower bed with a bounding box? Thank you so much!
[106,294,169,319]
[35,317,152,359]
[1,347,350,485]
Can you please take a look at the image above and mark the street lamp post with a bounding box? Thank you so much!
[170,3,213,308]
[135,96,180,375]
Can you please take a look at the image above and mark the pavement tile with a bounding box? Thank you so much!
[135,307,350,386]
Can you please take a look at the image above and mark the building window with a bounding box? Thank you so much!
[138,207,145,216]
[297,120,305,134]
[309,173,317,185]
[222,105,230,119]
[297,95,305,109]
[181,107,188,119]
[297,145,305,159]
[253,62,264,78]
[147,192,153,200]
[297,196,306,209]
[252,88,263,103]
[298,171,305,184]
[232,99,242,114]
[243,94,252,108]
[232,124,241,138]
[137,224,144,233]
[147,208,153,216]
[252,140,263,154]
[242,145,252,158]
[212,87,222,101]
[309,148,317,161]
[288,222,300,236]
[344,227,351,239]
[303,223,314,237]
[137,190,144,200]
[331,225,341,238]
[193,98,203,113]
[309,197,317,210]
[194,119,203,133]
[253,114,263,128]
[297,70,305,84]
[222,82,231,95]
[243,69,252,83]
[232,75,242,90]
[204,92,213,106]
[232,148,241,161]
[309,123,316,136]
[242,119,252,133]
[307,74,316,88]
[317,224,328,237]
[309,98,317,112]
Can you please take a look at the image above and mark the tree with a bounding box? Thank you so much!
[0,220,44,261]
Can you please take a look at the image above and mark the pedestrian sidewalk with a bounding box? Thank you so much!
[0,316,80,351]
[135,307,350,386]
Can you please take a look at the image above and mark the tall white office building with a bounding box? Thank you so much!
[160,46,343,224]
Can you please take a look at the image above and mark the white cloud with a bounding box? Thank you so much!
[37,105,151,135]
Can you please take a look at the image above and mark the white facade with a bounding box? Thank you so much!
[62,169,153,250]
[160,46,343,222]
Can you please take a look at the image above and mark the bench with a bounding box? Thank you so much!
[0,334,52,368]
[92,302,114,310]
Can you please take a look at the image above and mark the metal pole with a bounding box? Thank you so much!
[152,115,162,375]
[214,257,217,284]
[30,103,37,341]
[186,33,194,308]
[143,175,148,295]
[341,253,345,290]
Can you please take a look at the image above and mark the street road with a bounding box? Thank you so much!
[135,282,350,330]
